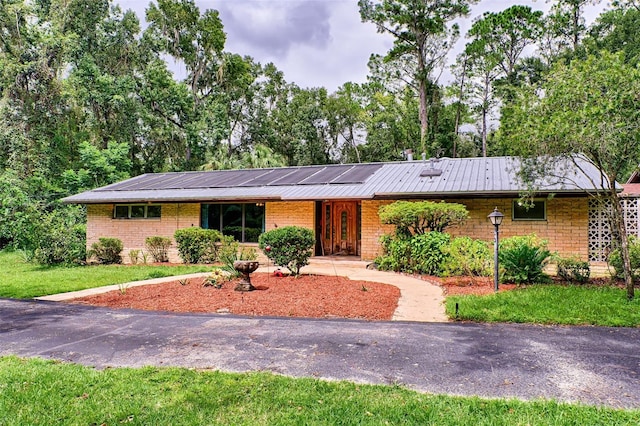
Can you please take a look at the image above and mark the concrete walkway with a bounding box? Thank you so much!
[38,260,448,322]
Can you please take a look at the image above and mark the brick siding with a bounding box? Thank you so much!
[87,197,589,263]
[264,201,315,231]
[87,203,199,263]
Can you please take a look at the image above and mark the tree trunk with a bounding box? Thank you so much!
[453,57,468,159]
[418,77,429,156]
[609,191,635,300]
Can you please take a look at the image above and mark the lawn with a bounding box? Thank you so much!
[446,284,640,327]
[0,356,637,426]
[0,250,210,299]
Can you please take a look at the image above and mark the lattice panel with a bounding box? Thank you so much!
[588,197,640,262]
[588,198,612,262]
[622,198,639,236]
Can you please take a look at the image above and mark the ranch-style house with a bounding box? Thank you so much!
[62,155,621,264]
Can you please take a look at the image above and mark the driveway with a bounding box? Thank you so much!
[1,298,639,409]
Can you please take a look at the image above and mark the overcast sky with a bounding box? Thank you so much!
[118,0,609,92]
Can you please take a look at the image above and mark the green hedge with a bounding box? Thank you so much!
[174,227,222,264]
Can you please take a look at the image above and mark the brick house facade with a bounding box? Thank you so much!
[68,157,607,264]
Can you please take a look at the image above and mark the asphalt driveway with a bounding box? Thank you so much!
[0,298,639,409]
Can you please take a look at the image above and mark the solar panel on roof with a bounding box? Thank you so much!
[300,165,353,185]
[237,168,290,187]
[331,163,383,184]
[270,166,325,185]
[192,169,261,188]
[99,173,173,191]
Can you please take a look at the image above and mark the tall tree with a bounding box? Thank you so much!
[541,0,601,60]
[504,52,640,300]
[358,0,474,156]
[463,6,543,156]
[585,4,640,65]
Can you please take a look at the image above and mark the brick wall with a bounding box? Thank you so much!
[265,201,315,231]
[360,197,589,261]
[87,203,199,263]
[446,198,589,260]
[87,197,589,263]
[361,200,395,260]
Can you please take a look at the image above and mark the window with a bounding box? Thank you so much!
[201,203,265,243]
[512,200,546,221]
[114,204,162,219]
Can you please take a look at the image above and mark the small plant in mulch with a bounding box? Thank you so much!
[202,269,232,289]
[118,283,129,295]
[179,278,189,286]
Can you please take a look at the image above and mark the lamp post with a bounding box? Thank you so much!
[488,207,504,292]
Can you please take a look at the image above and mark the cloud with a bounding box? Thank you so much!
[216,0,332,59]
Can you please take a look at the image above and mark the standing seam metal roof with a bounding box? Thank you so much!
[61,156,612,204]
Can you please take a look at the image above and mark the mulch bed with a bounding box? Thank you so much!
[70,273,400,320]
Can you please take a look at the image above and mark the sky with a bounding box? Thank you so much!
[117,0,610,92]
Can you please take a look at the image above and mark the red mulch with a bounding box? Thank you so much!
[431,276,518,295]
[70,273,400,320]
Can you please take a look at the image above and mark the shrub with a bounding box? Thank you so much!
[128,249,141,265]
[258,226,314,276]
[556,256,590,283]
[145,236,172,262]
[376,231,450,275]
[408,232,451,275]
[379,200,468,234]
[218,235,258,276]
[174,227,222,264]
[89,237,123,264]
[440,237,492,277]
[376,235,411,272]
[608,235,640,279]
[202,269,232,288]
[33,223,86,266]
[499,235,551,284]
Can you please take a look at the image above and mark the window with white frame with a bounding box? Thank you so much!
[114,204,161,219]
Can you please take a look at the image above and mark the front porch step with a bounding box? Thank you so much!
[309,256,371,269]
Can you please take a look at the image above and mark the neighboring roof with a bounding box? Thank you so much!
[62,156,611,204]
[622,183,640,197]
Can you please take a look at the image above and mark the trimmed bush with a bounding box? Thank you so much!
[499,235,551,284]
[89,237,123,264]
[379,200,468,234]
[258,226,314,276]
[556,256,590,283]
[145,236,172,263]
[608,235,640,280]
[440,237,492,277]
[174,227,222,264]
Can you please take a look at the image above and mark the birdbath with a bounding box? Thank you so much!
[233,260,260,291]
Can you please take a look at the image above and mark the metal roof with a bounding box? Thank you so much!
[62,156,612,204]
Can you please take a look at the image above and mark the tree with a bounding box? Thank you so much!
[358,0,475,156]
[463,6,543,156]
[586,4,640,66]
[504,52,640,300]
[541,0,601,60]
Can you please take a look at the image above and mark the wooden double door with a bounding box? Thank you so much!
[321,201,360,256]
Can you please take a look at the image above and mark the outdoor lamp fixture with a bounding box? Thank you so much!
[488,207,504,292]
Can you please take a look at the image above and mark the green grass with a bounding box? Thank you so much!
[0,356,637,426]
[0,250,210,299]
[447,284,640,326]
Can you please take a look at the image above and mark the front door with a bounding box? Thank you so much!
[321,201,359,255]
